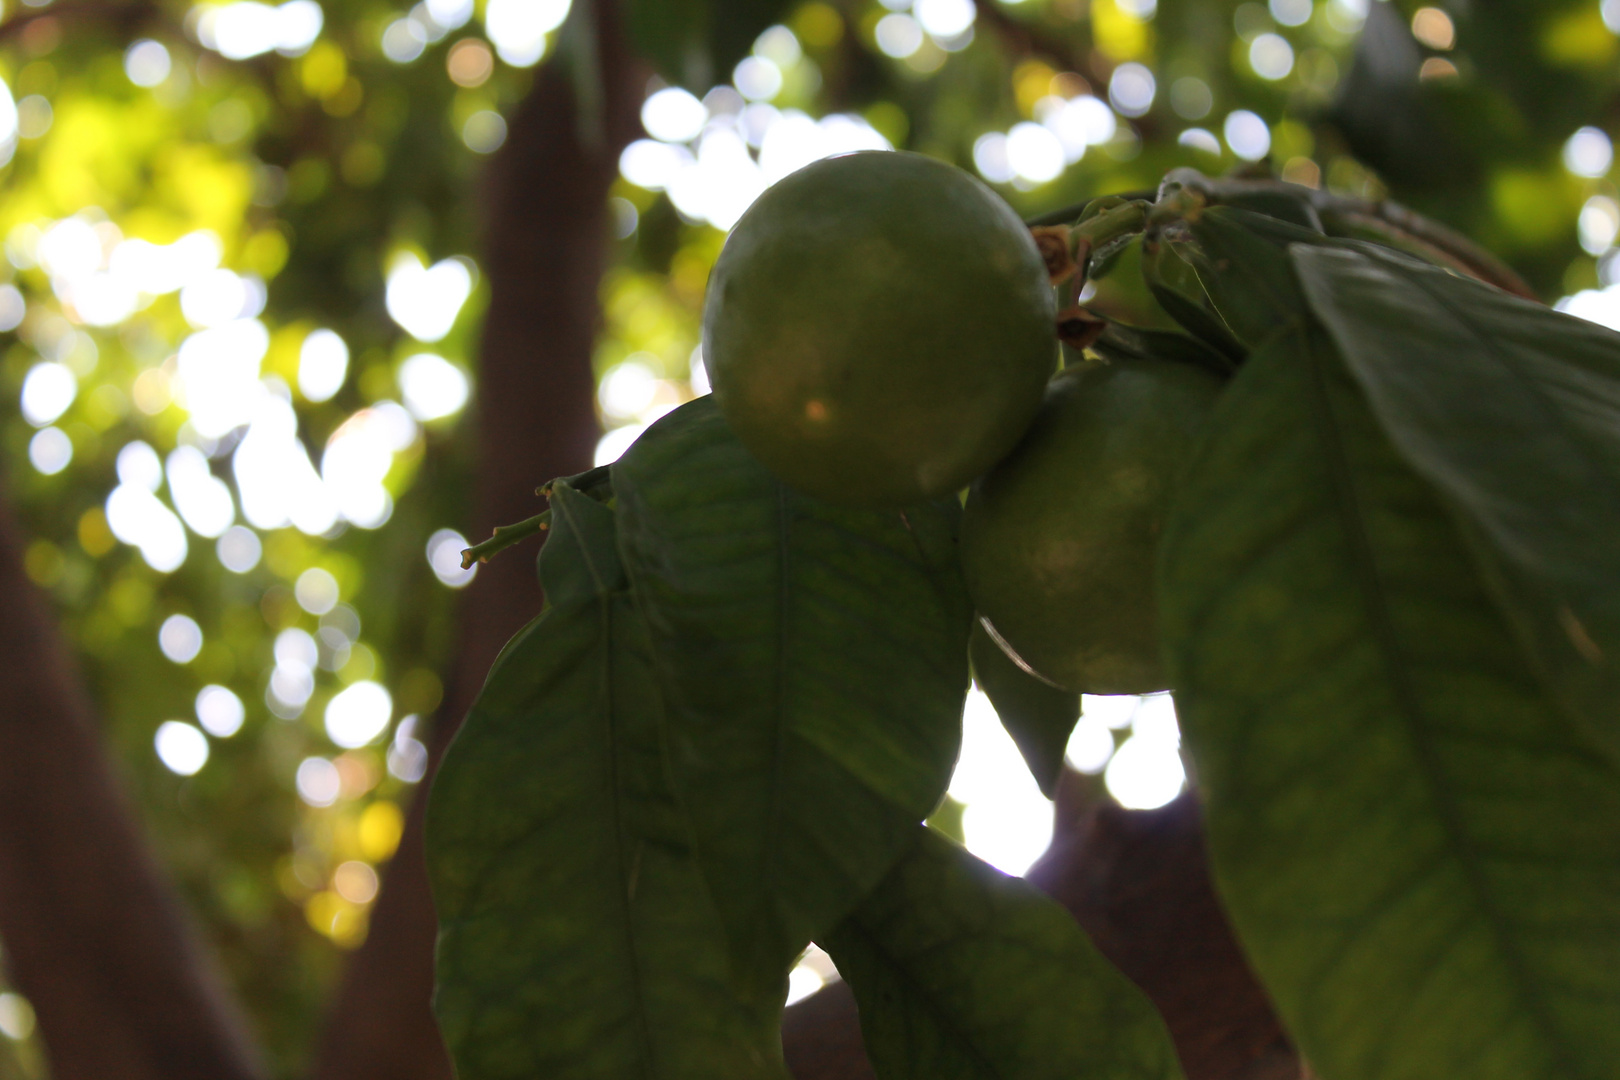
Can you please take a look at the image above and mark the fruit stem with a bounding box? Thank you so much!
[460,510,552,570]
[1073,200,1150,279]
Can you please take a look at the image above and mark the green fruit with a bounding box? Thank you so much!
[702,151,1057,507]
[960,357,1223,694]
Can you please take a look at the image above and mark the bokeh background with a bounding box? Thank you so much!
[2,0,1619,1075]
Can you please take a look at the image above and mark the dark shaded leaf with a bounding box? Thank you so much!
[1090,321,1237,379]
[823,827,1185,1080]
[1179,207,1314,350]
[969,619,1079,798]
[426,483,786,1080]
[1141,233,1246,363]
[627,0,796,90]
[612,397,973,995]
[1159,325,1620,1080]
[1294,243,1620,761]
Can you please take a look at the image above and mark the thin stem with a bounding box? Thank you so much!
[460,510,552,570]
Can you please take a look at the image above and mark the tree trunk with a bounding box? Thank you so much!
[0,469,266,1080]
[307,11,645,1078]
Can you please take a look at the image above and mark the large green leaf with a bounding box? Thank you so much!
[969,619,1078,799]
[1293,243,1620,760]
[822,827,1185,1080]
[612,397,973,995]
[1158,326,1620,1080]
[426,483,786,1080]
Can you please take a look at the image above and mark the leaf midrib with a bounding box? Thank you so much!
[1299,325,1582,1078]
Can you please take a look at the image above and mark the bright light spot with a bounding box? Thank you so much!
[17,95,52,140]
[1104,694,1185,809]
[1169,76,1212,120]
[179,269,250,328]
[296,567,341,614]
[0,80,15,166]
[322,404,413,529]
[399,353,470,421]
[598,358,659,419]
[1564,127,1614,179]
[734,56,783,101]
[0,993,36,1041]
[234,389,340,535]
[197,685,246,737]
[1081,693,1140,729]
[196,0,324,60]
[1580,195,1620,255]
[327,681,393,749]
[159,614,204,663]
[1410,6,1455,50]
[1268,0,1311,27]
[119,441,165,491]
[875,13,924,57]
[166,445,236,537]
[385,254,473,342]
[594,423,647,466]
[949,690,1053,875]
[485,0,568,65]
[428,528,478,587]
[37,218,102,282]
[1178,127,1223,155]
[297,756,342,806]
[689,346,711,394]
[381,16,429,62]
[462,109,508,153]
[1065,715,1115,774]
[642,87,708,143]
[1224,109,1271,160]
[973,132,1014,183]
[107,484,189,572]
[786,963,825,1005]
[1326,0,1366,33]
[277,627,319,669]
[1109,63,1156,118]
[619,139,694,190]
[1606,0,1620,33]
[388,716,430,781]
[1006,122,1065,183]
[914,0,975,38]
[20,363,76,427]
[271,628,318,718]
[427,0,474,30]
[28,427,72,475]
[299,328,349,402]
[110,231,224,296]
[1249,33,1294,80]
[446,37,494,86]
[0,284,24,330]
[755,24,802,66]
[1117,0,1155,15]
[176,319,271,438]
[125,39,173,86]
[155,721,210,775]
[217,525,263,573]
[334,860,380,903]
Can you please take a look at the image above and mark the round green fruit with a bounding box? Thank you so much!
[960,357,1224,695]
[702,151,1057,507]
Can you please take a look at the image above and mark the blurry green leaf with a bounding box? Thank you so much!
[822,827,1185,1080]
[426,483,787,1080]
[1159,325,1620,1080]
[612,397,972,996]
[969,619,1078,799]
[1295,244,1620,762]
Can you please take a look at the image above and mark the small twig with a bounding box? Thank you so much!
[459,510,552,570]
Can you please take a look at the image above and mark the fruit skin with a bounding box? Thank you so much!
[960,357,1224,695]
[703,151,1057,507]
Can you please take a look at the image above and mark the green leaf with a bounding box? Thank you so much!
[1293,243,1620,761]
[1158,325,1620,1080]
[969,619,1079,798]
[1090,321,1237,379]
[426,483,787,1080]
[626,0,795,90]
[1179,207,1315,350]
[822,827,1185,1080]
[612,397,973,996]
[1141,233,1246,363]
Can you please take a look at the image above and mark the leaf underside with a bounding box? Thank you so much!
[1294,243,1620,761]
[426,484,786,1080]
[1159,325,1620,1080]
[969,619,1079,799]
[823,827,1185,1080]
[612,397,973,994]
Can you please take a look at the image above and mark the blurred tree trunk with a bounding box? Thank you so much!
[0,470,266,1080]
[307,10,645,1080]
